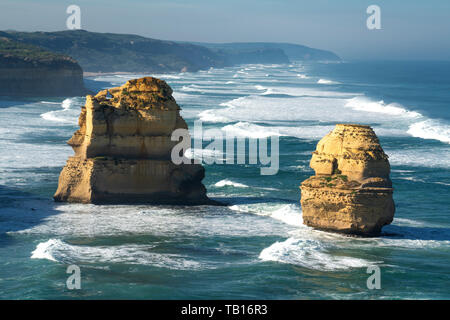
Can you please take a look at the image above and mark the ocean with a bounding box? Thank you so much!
[0,61,449,299]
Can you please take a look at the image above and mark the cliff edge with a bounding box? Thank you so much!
[54,77,212,205]
[0,37,86,96]
[300,124,395,236]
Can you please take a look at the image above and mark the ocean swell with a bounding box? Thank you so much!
[259,237,371,271]
[31,239,204,270]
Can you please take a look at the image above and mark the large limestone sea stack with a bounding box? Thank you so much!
[54,77,211,205]
[300,124,395,236]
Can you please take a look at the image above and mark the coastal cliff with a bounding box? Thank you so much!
[300,124,395,236]
[0,37,86,96]
[54,77,212,204]
[2,30,340,73]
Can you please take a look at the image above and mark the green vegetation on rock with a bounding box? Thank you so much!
[1,30,340,73]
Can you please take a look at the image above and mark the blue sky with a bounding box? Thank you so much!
[1,0,449,60]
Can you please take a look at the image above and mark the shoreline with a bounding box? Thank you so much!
[83,71,139,77]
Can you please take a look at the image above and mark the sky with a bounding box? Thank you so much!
[1,0,449,60]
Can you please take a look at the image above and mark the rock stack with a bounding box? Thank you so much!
[54,77,212,205]
[300,124,395,236]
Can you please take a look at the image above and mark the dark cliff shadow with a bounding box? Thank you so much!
[381,224,450,241]
[0,185,60,248]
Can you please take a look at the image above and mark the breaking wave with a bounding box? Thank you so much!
[40,98,80,124]
[31,239,204,270]
[259,237,371,271]
[198,109,231,123]
[214,179,249,188]
[345,97,422,118]
[221,122,284,138]
[230,203,302,227]
[317,78,339,84]
[407,120,450,144]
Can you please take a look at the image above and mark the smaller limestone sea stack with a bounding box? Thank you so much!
[54,77,212,205]
[300,124,395,236]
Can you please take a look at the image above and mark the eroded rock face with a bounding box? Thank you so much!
[300,124,395,236]
[0,38,86,97]
[54,77,211,205]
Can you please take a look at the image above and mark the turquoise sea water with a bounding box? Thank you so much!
[0,61,449,299]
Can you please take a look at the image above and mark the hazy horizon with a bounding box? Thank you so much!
[1,0,449,61]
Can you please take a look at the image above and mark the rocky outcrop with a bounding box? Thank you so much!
[0,37,86,96]
[300,124,395,236]
[54,77,212,205]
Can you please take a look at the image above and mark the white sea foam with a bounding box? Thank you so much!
[387,146,450,168]
[215,95,407,124]
[214,179,249,188]
[393,218,427,227]
[222,122,285,139]
[407,120,450,144]
[156,74,181,80]
[40,112,66,123]
[181,84,205,93]
[184,148,223,161]
[259,237,370,271]
[0,101,76,173]
[11,203,293,239]
[317,78,339,84]
[210,85,447,143]
[260,86,356,97]
[396,176,426,183]
[40,98,80,124]
[0,140,71,170]
[374,238,450,249]
[61,98,72,110]
[31,239,59,261]
[230,204,302,227]
[201,95,414,139]
[269,206,303,226]
[172,91,192,101]
[345,97,422,118]
[433,181,450,186]
[31,239,203,270]
[353,233,450,250]
[198,109,231,123]
[39,101,61,105]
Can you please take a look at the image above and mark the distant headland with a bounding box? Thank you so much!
[0,29,340,75]
[0,33,86,97]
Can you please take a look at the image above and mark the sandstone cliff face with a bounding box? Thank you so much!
[54,77,211,205]
[0,37,86,96]
[300,124,395,236]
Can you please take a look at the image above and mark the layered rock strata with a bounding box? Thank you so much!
[54,77,211,204]
[0,37,86,96]
[300,124,395,236]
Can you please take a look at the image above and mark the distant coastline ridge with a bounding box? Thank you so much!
[1,30,341,75]
[0,33,86,97]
